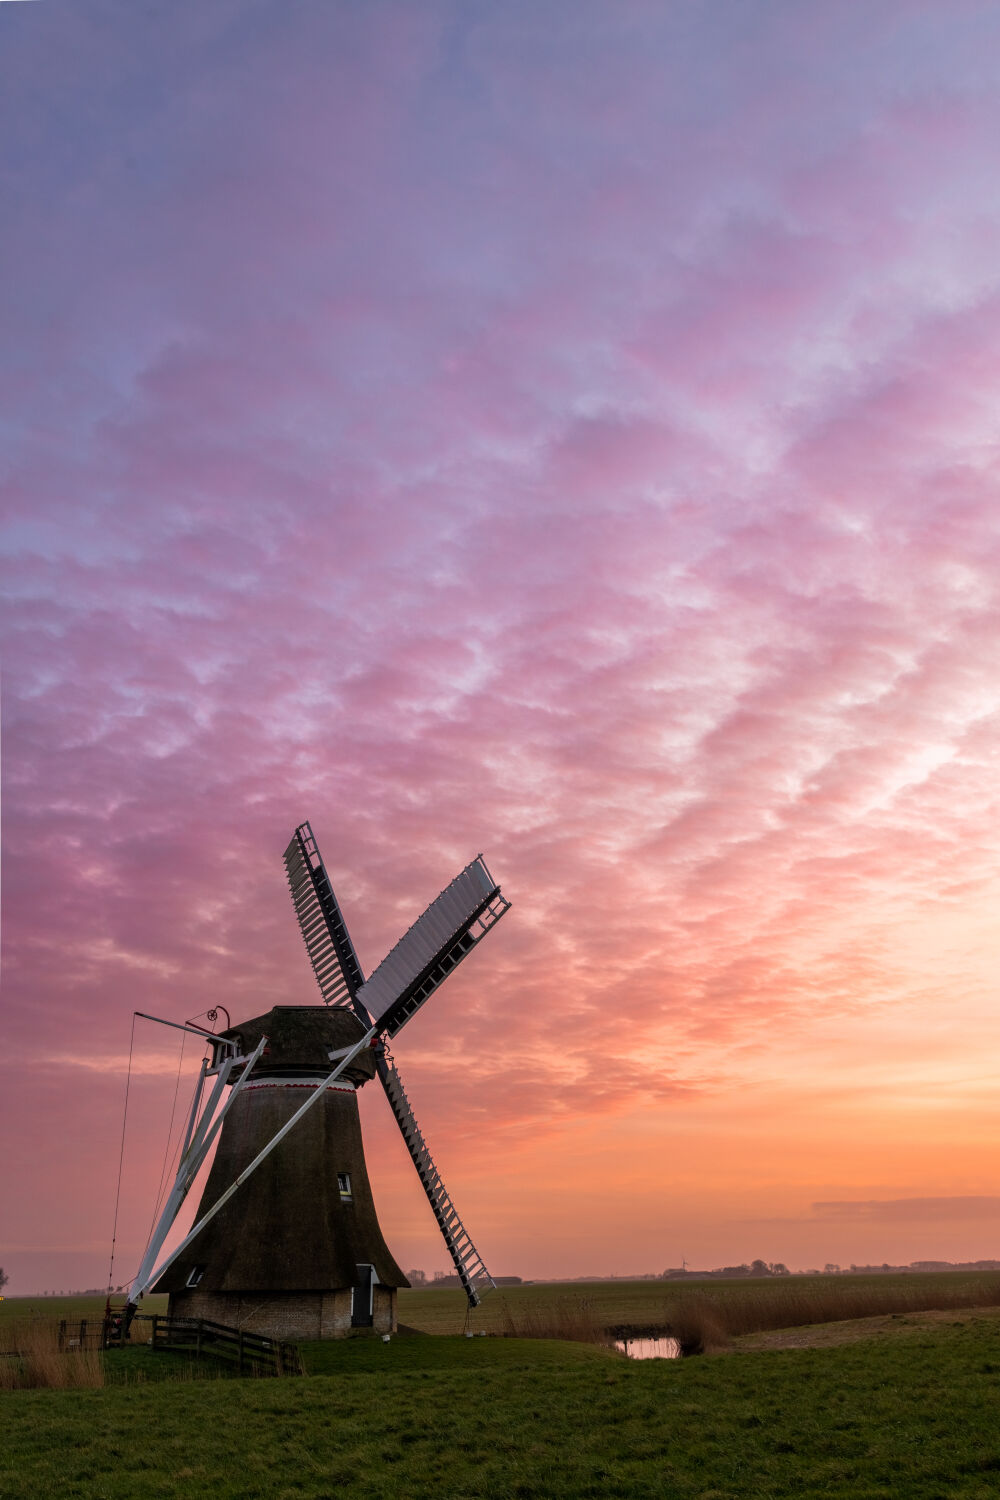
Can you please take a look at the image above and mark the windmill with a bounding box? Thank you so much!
[124,822,510,1340]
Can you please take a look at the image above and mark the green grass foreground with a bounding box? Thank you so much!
[6,1316,1000,1498]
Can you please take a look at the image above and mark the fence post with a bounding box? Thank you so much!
[80,1319,87,1349]
[237,1329,244,1375]
[58,1319,66,1351]
[151,1314,158,1349]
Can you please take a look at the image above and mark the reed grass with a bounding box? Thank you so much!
[495,1295,616,1345]
[648,1273,1000,1353]
[659,1295,730,1354]
[434,1273,1000,1356]
[712,1274,1000,1337]
[0,1319,104,1390]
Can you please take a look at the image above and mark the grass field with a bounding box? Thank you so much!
[0,1294,168,1326]
[6,1278,1000,1495]
[5,1311,1000,1496]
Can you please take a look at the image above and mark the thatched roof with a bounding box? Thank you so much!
[222,1005,376,1086]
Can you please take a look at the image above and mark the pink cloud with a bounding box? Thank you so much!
[6,1,1000,1289]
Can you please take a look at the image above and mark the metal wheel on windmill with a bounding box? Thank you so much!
[124,823,510,1340]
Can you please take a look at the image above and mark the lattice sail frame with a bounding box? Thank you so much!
[284,824,364,1006]
[282,822,509,1306]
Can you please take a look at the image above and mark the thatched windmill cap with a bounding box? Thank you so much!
[222,1005,376,1085]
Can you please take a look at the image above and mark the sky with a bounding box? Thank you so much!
[5,1,1000,1297]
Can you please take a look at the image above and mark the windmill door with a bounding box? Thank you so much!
[351,1264,374,1327]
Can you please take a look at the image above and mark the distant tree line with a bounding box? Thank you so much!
[662,1259,789,1280]
[662,1258,1000,1280]
[836,1260,1000,1275]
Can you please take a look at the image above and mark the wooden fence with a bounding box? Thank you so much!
[60,1314,303,1376]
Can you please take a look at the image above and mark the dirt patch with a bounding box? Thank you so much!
[732,1302,1000,1352]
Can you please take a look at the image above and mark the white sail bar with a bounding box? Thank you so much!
[283,822,365,1007]
[380,1055,495,1306]
[179,1058,209,1161]
[127,1033,268,1306]
[357,856,510,1040]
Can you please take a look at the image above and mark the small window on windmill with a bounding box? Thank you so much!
[337,1172,352,1201]
[186,1265,206,1288]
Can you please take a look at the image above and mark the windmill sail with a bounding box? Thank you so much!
[284,822,365,1006]
[284,825,510,1308]
[357,856,509,1038]
[378,1053,495,1305]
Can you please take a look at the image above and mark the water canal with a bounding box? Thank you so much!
[615,1336,681,1359]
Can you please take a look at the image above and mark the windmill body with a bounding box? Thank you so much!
[153,1006,407,1339]
[132,824,509,1341]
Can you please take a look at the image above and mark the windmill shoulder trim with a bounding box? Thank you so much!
[244,1077,357,1093]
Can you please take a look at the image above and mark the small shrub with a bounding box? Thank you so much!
[664,1296,730,1355]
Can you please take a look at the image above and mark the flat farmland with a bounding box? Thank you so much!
[0,1294,168,1327]
[5,1312,1000,1497]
